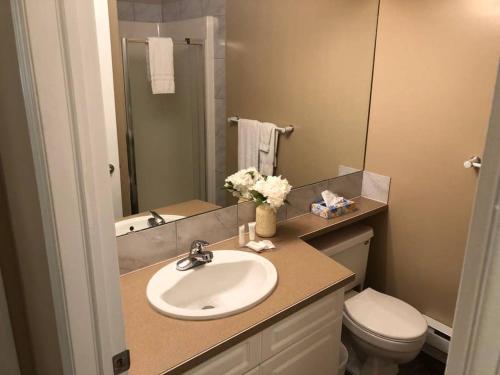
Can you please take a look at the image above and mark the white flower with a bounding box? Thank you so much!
[251,175,292,211]
[224,167,262,199]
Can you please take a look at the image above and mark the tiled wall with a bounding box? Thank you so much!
[117,0,224,23]
[117,0,227,205]
[116,170,389,274]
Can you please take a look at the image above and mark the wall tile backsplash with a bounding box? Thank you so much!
[116,170,384,274]
[285,171,363,220]
[327,171,363,199]
[117,222,178,274]
[361,170,391,203]
[176,205,237,251]
[286,180,329,219]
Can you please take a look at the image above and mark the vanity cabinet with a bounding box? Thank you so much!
[187,290,343,375]
[258,321,340,375]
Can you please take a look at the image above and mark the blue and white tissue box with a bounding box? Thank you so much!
[310,198,357,219]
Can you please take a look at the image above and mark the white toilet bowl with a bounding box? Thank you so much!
[342,288,427,375]
[307,226,428,375]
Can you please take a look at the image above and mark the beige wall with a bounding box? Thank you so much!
[365,0,500,326]
[108,0,132,216]
[226,0,379,186]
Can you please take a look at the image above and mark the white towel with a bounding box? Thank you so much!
[238,119,260,170]
[147,37,175,94]
[259,122,278,176]
[259,122,275,153]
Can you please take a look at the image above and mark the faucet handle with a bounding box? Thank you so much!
[149,210,166,225]
[190,240,209,254]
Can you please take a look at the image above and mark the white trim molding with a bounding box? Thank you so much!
[9,0,126,373]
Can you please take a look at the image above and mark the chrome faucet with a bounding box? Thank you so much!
[147,210,166,227]
[176,240,213,271]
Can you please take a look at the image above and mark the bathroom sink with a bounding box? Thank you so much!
[146,250,278,320]
[115,214,184,236]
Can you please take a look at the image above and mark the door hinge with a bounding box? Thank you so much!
[112,349,130,374]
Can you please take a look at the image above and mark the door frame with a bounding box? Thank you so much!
[9,0,126,373]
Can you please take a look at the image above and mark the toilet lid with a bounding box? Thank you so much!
[344,288,428,341]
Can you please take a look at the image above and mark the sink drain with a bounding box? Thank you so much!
[201,305,215,310]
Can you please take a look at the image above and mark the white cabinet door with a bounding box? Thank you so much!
[186,334,261,375]
[261,290,343,361]
[260,319,342,375]
[186,292,343,375]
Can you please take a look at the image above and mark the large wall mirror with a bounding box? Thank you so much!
[111,0,379,236]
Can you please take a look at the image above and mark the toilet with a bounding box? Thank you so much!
[307,225,428,375]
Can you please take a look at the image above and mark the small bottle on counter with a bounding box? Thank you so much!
[238,224,246,247]
[248,221,256,241]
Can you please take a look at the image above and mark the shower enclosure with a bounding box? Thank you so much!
[122,38,207,214]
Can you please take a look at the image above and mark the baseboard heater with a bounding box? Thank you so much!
[423,315,452,363]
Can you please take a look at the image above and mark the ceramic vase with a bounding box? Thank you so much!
[255,203,277,238]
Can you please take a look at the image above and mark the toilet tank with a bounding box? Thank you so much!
[307,224,374,292]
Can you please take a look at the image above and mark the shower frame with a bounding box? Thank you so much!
[121,37,206,214]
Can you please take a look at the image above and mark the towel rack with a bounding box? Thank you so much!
[228,116,294,135]
[125,37,204,46]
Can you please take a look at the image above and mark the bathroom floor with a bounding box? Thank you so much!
[346,352,445,375]
[399,352,446,375]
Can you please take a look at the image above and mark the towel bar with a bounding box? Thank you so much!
[228,116,294,135]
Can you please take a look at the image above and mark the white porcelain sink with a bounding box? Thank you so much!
[115,214,184,236]
[146,250,278,320]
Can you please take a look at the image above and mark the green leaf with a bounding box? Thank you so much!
[249,190,267,205]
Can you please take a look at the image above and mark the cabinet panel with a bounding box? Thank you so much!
[260,319,342,375]
[186,334,261,375]
[261,290,343,360]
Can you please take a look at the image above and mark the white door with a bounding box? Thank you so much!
[446,65,500,374]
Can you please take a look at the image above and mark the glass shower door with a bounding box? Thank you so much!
[124,40,206,214]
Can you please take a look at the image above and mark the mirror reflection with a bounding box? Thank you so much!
[110,0,379,235]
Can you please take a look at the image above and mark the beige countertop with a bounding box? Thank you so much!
[120,197,387,374]
[116,199,221,222]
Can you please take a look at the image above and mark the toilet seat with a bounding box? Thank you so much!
[343,312,426,353]
[343,288,427,352]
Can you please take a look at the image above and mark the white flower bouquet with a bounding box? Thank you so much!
[224,169,292,237]
[250,175,292,211]
[223,167,262,199]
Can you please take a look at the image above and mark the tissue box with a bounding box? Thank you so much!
[310,199,357,219]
